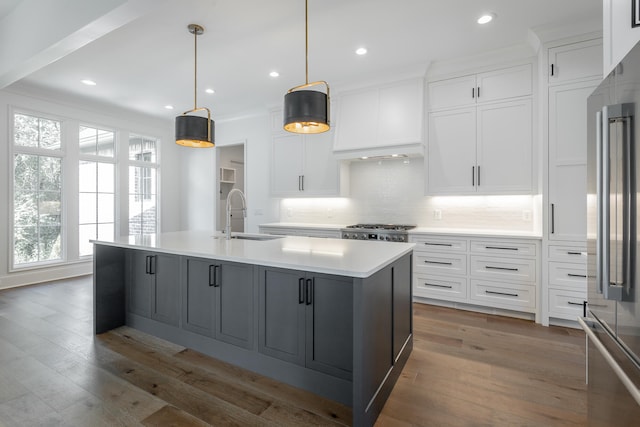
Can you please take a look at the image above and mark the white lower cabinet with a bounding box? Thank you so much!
[544,243,588,324]
[410,233,540,320]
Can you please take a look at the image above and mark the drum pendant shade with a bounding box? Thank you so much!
[283,90,329,133]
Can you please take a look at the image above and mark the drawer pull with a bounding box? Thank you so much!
[485,290,519,297]
[485,266,519,272]
[567,301,583,306]
[567,251,583,255]
[424,282,453,289]
[567,273,587,278]
[424,242,453,247]
[424,260,453,265]
[485,246,518,251]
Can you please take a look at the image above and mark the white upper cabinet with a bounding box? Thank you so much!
[426,61,534,195]
[428,64,532,110]
[603,0,640,75]
[270,110,346,197]
[548,38,603,85]
[333,77,424,156]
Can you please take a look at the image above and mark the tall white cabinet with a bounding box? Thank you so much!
[426,63,534,195]
[543,36,602,325]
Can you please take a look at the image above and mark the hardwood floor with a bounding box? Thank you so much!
[0,276,586,426]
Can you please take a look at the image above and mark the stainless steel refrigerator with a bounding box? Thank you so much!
[583,40,640,425]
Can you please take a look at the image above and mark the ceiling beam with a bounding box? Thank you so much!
[0,0,167,89]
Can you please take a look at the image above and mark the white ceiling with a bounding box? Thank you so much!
[7,0,602,120]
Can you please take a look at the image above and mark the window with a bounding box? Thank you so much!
[128,134,158,235]
[12,113,63,266]
[78,126,116,256]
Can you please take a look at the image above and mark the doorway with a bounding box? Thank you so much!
[216,143,246,232]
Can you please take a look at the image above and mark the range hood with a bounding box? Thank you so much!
[332,142,424,161]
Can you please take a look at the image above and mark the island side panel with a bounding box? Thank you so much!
[93,244,125,334]
[353,252,413,427]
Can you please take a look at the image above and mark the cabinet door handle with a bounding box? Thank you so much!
[567,251,582,255]
[305,278,313,305]
[485,290,519,297]
[145,255,151,274]
[147,255,156,275]
[567,273,588,278]
[209,265,220,287]
[485,246,518,251]
[298,176,302,191]
[298,278,305,304]
[551,203,555,234]
[472,166,475,186]
[424,282,453,289]
[551,63,555,76]
[424,260,453,265]
[567,301,583,306]
[301,175,305,191]
[477,165,481,186]
[472,87,475,98]
[477,86,480,98]
[424,242,453,247]
[485,265,519,272]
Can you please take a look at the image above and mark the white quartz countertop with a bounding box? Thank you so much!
[92,231,414,278]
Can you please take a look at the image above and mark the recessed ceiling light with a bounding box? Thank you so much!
[164,105,174,110]
[269,71,280,77]
[477,13,495,24]
[81,79,96,86]
[205,88,215,94]
[355,47,367,55]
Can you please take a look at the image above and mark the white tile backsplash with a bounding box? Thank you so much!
[279,158,541,233]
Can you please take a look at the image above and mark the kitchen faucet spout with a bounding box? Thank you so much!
[225,188,246,240]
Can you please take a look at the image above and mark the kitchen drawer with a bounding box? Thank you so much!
[548,261,588,290]
[414,273,467,302]
[548,288,586,320]
[409,235,467,253]
[470,255,535,282]
[470,280,536,311]
[547,244,587,263]
[414,252,467,276]
[470,240,536,257]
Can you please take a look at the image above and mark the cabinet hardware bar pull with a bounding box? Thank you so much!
[477,86,480,98]
[485,266,519,271]
[567,251,582,255]
[209,265,216,287]
[298,278,305,304]
[298,176,302,191]
[305,278,313,305]
[551,64,555,76]
[567,301,583,306]
[424,283,453,289]
[472,87,475,98]
[145,256,151,274]
[477,165,481,186]
[485,246,518,251]
[567,273,588,278]
[301,175,305,191]
[424,260,453,265]
[472,166,475,186]
[148,256,156,275]
[424,242,453,247]
[485,290,519,297]
[551,203,555,234]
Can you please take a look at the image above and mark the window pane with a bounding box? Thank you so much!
[14,114,39,147]
[97,163,114,193]
[79,126,96,155]
[38,156,62,191]
[39,191,62,225]
[38,225,62,261]
[14,154,38,190]
[14,190,37,226]
[97,129,115,157]
[129,134,157,162]
[79,193,97,224]
[14,227,38,264]
[39,118,61,149]
[78,224,96,257]
[97,223,114,241]
[79,161,97,192]
[97,193,114,223]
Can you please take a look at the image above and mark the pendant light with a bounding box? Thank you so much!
[175,24,214,148]
[283,0,330,134]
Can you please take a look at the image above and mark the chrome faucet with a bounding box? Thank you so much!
[225,188,246,240]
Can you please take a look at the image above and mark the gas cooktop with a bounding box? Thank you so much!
[344,224,416,231]
[341,224,416,241]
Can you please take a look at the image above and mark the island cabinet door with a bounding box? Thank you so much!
[182,257,216,337]
[151,253,181,327]
[305,275,353,380]
[258,268,306,366]
[392,254,412,362]
[126,249,153,318]
[215,261,255,350]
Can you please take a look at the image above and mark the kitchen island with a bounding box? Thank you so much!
[92,231,413,427]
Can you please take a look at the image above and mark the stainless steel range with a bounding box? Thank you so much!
[341,224,416,242]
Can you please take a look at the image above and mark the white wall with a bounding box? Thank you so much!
[0,85,180,289]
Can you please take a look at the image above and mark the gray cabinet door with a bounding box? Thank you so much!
[216,261,255,349]
[151,253,181,327]
[258,268,305,365]
[305,275,353,380]
[392,254,412,361]
[182,257,216,337]
[126,250,152,318]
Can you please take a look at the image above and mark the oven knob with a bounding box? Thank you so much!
[350,234,356,239]
[379,236,384,240]
[397,236,405,242]
[385,236,390,241]
[342,233,348,239]
[359,234,366,240]
[391,236,398,241]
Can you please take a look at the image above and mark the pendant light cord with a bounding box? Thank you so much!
[194,26,198,109]
[305,0,308,85]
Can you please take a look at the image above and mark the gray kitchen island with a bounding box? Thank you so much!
[92,231,413,426]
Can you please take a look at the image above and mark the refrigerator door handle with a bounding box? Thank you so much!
[579,317,640,406]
